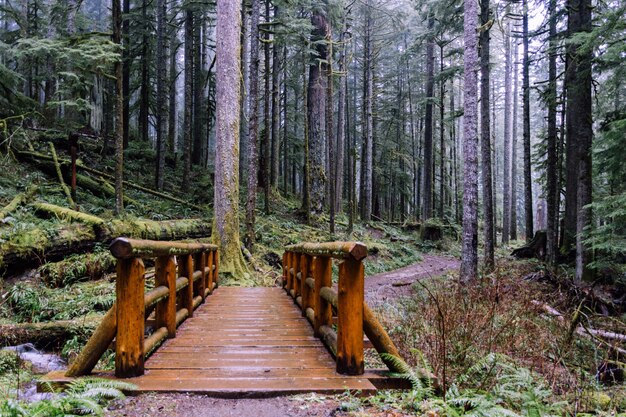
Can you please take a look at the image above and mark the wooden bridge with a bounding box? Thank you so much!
[43,238,412,396]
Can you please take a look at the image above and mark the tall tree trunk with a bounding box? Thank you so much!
[282,44,289,195]
[192,12,203,166]
[263,0,271,214]
[567,0,593,281]
[522,0,533,241]
[511,38,519,240]
[139,0,150,143]
[168,23,178,154]
[213,0,248,278]
[155,0,167,190]
[502,21,512,244]
[182,9,193,192]
[480,0,494,269]
[438,44,445,219]
[327,26,335,233]
[361,9,373,221]
[461,0,479,282]
[270,5,280,190]
[334,20,347,215]
[113,0,124,215]
[546,0,558,265]
[122,0,130,149]
[422,14,435,221]
[245,0,260,248]
[307,8,329,216]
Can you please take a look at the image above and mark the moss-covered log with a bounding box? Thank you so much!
[0,185,38,221]
[285,241,368,261]
[1,216,213,273]
[110,237,217,259]
[38,250,116,287]
[0,319,100,349]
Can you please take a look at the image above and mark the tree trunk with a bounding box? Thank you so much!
[113,0,124,215]
[334,19,347,215]
[139,0,150,143]
[567,0,593,281]
[480,0,494,269]
[511,38,519,240]
[270,5,280,190]
[422,14,435,221]
[307,8,329,216]
[245,0,260,248]
[546,0,558,265]
[460,0,479,282]
[213,0,248,279]
[502,21,512,244]
[327,27,335,234]
[192,12,204,166]
[438,44,445,220]
[361,9,373,221]
[122,0,130,149]
[522,0,533,241]
[182,9,193,192]
[154,0,167,190]
[168,25,178,154]
[263,0,271,214]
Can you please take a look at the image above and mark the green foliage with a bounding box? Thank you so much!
[39,248,116,287]
[0,350,19,375]
[0,378,135,416]
[6,283,41,322]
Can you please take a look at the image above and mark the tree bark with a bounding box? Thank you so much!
[213,0,248,278]
[546,0,559,265]
[480,0,494,269]
[460,0,479,282]
[245,0,260,248]
[307,7,329,216]
[154,0,167,190]
[502,21,512,244]
[113,0,124,215]
[422,14,435,221]
[360,9,373,221]
[182,9,193,192]
[522,0,533,241]
[511,37,519,240]
[270,4,280,190]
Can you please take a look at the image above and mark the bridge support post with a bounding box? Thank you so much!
[155,256,177,338]
[336,257,364,375]
[313,256,332,337]
[115,257,146,378]
[180,254,194,318]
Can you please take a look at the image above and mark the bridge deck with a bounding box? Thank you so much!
[129,286,376,394]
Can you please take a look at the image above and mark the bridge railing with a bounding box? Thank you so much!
[65,237,219,378]
[284,241,408,376]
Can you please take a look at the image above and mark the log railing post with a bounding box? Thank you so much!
[155,255,177,338]
[290,253,300,299]
[206,250,214,294]
[179,254,194,317]
[300,254,311,313]
[115,257,146,378]
[195,252,206,300]
[313,256,332,337]
[214,250,220,288]
[282,252,288,288]
[336,257,364,375]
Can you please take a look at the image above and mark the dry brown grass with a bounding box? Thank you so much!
[376,259,611,397]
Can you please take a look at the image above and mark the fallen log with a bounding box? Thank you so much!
[0,213,212,273]
[0,185,38,222]
[0,319,101,349]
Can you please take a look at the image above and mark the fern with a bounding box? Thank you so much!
[380,352,434,401]
[0,377,136,416]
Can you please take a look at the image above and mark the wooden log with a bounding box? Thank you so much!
[214,251,220,288]
[194,252,206,300]
[300,254,311,315]
[33,202,105,225]
[313,256,333,338]
[175,308,189,327]
[110,237,217,259]
[155,256,177,338]
[115,258,146,378]
[206,251,214,294]
[285,241,368,261]
[319,325,338,357]
[320,286,338,309]
[144,285,169,307]
[65,305,117,377]
[49,142,75,208]
[144,327,168,357]
[363,303,404,373]
[0,185,38,221]
[0,318,99,349]
[336,258,364,375]
[179,254,194,318]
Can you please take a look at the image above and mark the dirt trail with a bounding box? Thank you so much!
[104,255,457,417]
[365,253,459,305]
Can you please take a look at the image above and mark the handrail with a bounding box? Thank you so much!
[66,237,219,378]
[283,241,411,376]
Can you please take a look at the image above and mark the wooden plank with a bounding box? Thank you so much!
[115,258,145,378]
